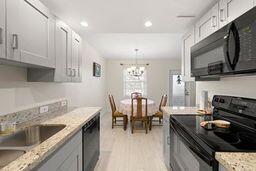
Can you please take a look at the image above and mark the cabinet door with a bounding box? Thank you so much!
[71,32,82,82]
[195,3,219,42]
[181,28,195,81]
[55,20,72,82]
[0,0,5,59]
[226,0,254,22]
[219,0,254,28]
[6,0,55,68]
[57,143,82,171]
[38,131,82,171]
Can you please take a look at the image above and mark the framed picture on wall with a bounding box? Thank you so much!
[93,62,101,77]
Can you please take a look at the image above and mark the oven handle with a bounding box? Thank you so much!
[224,22,240,71]
[170,121,214,166]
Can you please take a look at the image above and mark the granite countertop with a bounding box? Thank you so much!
[1,107,102,171]
[216,152,256,171]
[162,106,198,115]
[162,106,256,171]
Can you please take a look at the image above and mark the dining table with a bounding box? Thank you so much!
[119,98,158,117]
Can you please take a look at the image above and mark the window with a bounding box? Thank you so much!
[123,69,147,97]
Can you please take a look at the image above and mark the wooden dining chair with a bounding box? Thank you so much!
[131,92,142,99]
[149,94,167,130]
[131,97,148,134]
[109,94,128,130]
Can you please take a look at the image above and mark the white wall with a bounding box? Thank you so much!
[196,75,256,104]
[0,39,107,115]
[106,59,181,112]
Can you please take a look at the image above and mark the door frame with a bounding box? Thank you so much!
[169,70,182,106]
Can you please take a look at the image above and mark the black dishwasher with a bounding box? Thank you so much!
[82,113,100,171]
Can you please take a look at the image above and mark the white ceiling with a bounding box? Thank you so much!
[40,0,218,59]
[85,33,182,59]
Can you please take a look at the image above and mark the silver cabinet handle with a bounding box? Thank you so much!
[211,16,217,28]
[67,68,72,76]
[72,69,76,77]
[0,27,3,44]
[12,34,18,49]
[220,9,225,22]
[167,136,170,145]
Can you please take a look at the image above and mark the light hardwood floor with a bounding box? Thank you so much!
[95,114,168,171]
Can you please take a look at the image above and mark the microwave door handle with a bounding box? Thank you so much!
[232,23,240,67]
[224,23,240,71]
[170,123,214,165]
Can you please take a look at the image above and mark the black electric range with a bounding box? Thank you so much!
[169,95,256,171]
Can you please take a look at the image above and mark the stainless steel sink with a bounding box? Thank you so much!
[0,124,66,149]
[0,149,26,169]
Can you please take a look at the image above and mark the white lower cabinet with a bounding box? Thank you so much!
[38,130,82,171]
[6,0,55,68]
[181,28,195,81]
[0,0,5,59]
[195,3,219,43]
[163,113,170,170]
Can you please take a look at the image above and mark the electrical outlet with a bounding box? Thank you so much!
[61,100,67,107]
[40,105,49,114]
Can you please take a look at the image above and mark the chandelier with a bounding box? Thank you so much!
[127,49,145,77]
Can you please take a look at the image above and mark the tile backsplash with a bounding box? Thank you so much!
[0,99,68,126]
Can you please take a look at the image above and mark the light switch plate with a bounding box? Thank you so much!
[61,101,67,107]
[40,105,49,114]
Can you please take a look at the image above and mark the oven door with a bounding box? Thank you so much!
[170,121,218,171]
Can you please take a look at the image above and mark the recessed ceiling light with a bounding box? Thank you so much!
[144,21,152,27]
[80,21,88,28]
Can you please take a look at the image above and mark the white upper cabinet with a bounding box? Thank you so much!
[181,28,195,81]
[71,31,82,82]
[226,0,254,22]
[55,19,72,82]
[219,0,254,28]
[195,3,219,43]
[0,0,5,59]
[6,0,55,68]
[27,19,82,83]
[219,0,228,28]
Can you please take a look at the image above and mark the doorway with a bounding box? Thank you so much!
[169,70,196,107]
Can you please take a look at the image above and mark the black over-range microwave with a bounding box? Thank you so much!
[191,6,256,80]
